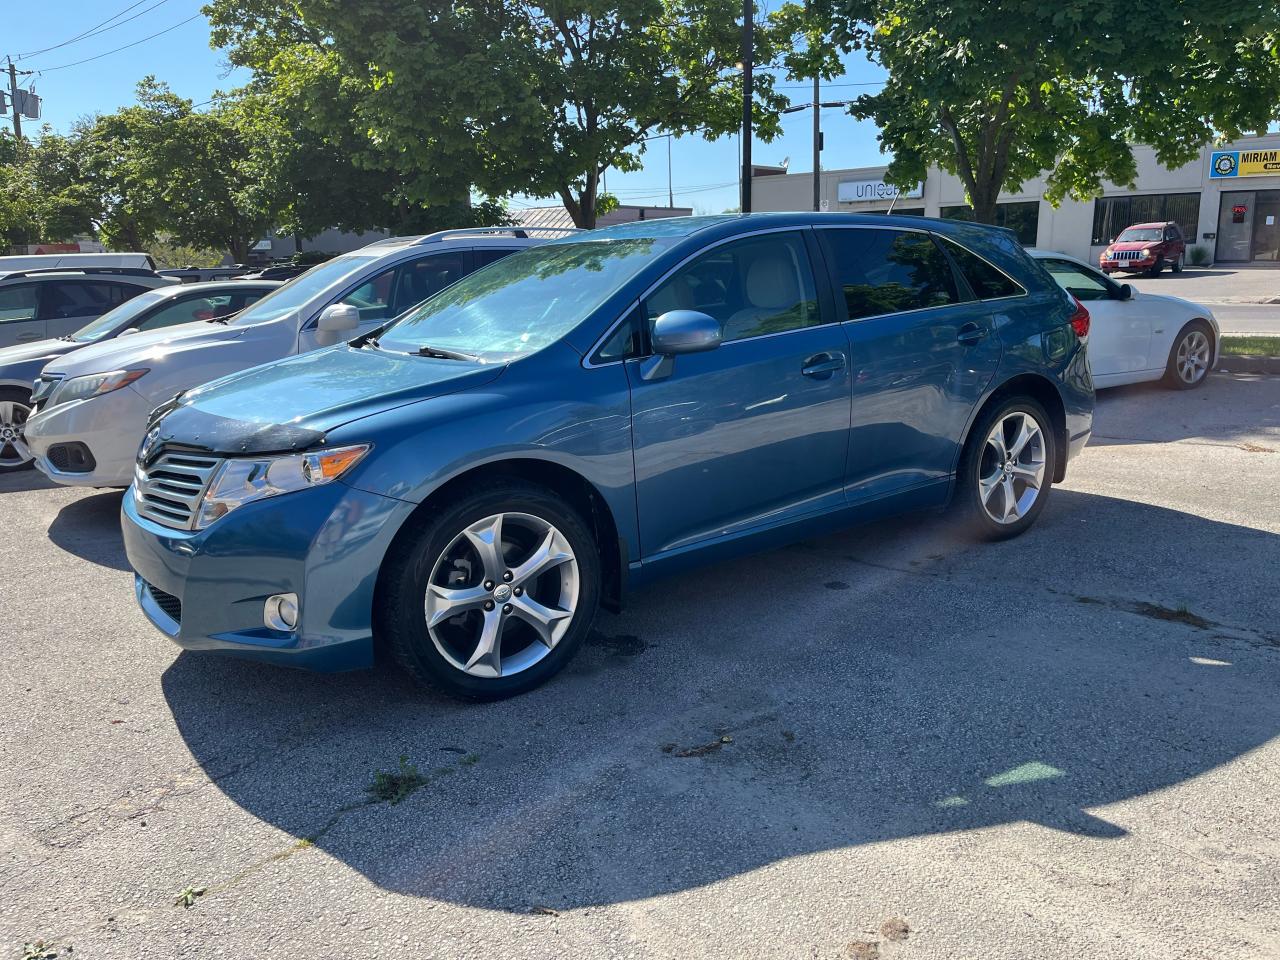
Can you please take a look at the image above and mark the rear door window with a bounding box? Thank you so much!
[937,237,1024,300]
[39,280,134,320]
[0,284,40,324]
[643,231,820,342]
[820,228,959,320]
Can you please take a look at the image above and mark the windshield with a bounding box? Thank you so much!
[227,255,381,326]
[70,289,170,342]
[1116,227,1163,243]
[378,239,666,360]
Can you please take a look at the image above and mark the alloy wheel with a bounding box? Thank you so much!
[1176,330,1210,385]
[0,399,33,469]
[978,411,1047,525]
[425,512,579,678]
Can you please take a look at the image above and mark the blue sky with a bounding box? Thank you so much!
[9,0,892,217]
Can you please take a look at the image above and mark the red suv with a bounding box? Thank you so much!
[1099,221,1186,275]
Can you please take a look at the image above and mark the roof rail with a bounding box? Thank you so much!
[0,266,162,279]
[412,226,582,244]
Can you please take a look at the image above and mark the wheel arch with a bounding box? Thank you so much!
[373,457,627,617]
[961,374,1069,484]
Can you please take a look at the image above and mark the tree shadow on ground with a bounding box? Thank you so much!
[161,489,1280,912]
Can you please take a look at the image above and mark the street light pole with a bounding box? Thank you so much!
[740,0,753,213]
[812,73,821,212]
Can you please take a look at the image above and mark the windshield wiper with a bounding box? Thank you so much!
[206,315,234,324]
[410,344,479,362]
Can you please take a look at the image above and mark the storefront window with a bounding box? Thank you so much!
[940,201,1040,245]
[1091,193,1200,245]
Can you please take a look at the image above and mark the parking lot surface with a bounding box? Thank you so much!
[2,373,1279,960]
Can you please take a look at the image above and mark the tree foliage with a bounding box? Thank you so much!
[0,129,101,249]
[208,0,794,227]
[838,0,1280,222]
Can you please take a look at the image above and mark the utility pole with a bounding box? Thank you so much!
[667,134,674,209]
[812,73,821,212]
[740,0,753,213]
[7,59,23,140]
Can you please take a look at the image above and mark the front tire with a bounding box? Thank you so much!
[956,397,1056,541]
[379,480,601,700]
[1164,321,1212,390]
[0,387,35,473]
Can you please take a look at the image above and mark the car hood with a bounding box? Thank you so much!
[1131,292,1212,315]
[152,344,507,454]
[0,338,80,375]
[42,320,246,378]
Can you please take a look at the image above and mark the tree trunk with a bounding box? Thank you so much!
[970,186,1000,225]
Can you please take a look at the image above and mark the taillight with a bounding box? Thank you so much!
[1068,296,1090,340]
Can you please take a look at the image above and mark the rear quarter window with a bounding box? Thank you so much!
[937,237,1025,300]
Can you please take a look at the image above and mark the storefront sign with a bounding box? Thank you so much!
[837,178,923,202]
[1210,149,1280,179]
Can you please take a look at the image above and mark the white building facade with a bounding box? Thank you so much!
[751,133,1280,266]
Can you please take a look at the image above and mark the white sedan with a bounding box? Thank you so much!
[1029,250,1218,390]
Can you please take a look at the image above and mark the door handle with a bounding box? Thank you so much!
[801,352,846,379]
[957,322,988,346]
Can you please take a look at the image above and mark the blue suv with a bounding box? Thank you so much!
[121,214,1093,699]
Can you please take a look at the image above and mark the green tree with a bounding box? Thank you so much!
[837,0,1280,222]
[0,129,100,249]
[207,0,793,228]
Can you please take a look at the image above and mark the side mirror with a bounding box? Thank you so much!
[651,310,722,356]
[1120,284,1137,301]
[315,303,360,345]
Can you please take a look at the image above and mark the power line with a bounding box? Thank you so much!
[16,0,157,60]
[19,0,176,64]
[33,13,204,73]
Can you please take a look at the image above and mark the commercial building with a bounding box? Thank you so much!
[511,203,693,231]
[752,133,1280,266]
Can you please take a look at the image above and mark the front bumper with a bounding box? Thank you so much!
[121,479,417,672]
[25,385,151,487]
[1100,256,1156,273]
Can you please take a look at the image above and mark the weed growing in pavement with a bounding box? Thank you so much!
[173,885,206,908]
[366,755,428,804]
[22,942,58,960]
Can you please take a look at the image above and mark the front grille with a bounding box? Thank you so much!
[1111,250,1146,261]
[133,447,223,530]
[142,579,182,624]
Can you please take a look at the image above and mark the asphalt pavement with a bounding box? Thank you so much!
[2,373,1279,959]
[1210,303,1280,337]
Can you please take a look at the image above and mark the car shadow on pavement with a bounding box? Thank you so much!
[1089,372,1280,448]
[160,489,1280,913]
[0,468,58,494]
[46,490,130,571]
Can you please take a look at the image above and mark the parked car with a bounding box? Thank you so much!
[121,213,1094,700]
[233,263,314,282]
[0,267,176,350]
[0,252,158,275]
[1032,250,1217,389]
[24,228,571,487]
[0,280,279,473]
[1098,221,1187,275]
[158,267,248,284]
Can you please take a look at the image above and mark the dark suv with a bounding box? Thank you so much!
[1099,221,1187,275]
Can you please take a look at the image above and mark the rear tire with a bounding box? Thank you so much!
[1163,320,1213,390]
[0,387,34,474]
[956,396,1056,541]
[1172,252,1185,273]
[378,479,601,700]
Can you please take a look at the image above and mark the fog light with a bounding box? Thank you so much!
[264,593,299,632]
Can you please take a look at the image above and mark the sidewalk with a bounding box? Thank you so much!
[1126,266,1280,304]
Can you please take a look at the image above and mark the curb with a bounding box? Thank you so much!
[1199,297,1280,306]
[1218,353,1280,375]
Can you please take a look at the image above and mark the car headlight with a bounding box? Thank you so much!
[195,444,370,529]
[51,369,149,405]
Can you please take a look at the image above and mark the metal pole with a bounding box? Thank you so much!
[740,0,753,213]
[8,60,23,140]
[667,135,674,208]
[812,75,821,212]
